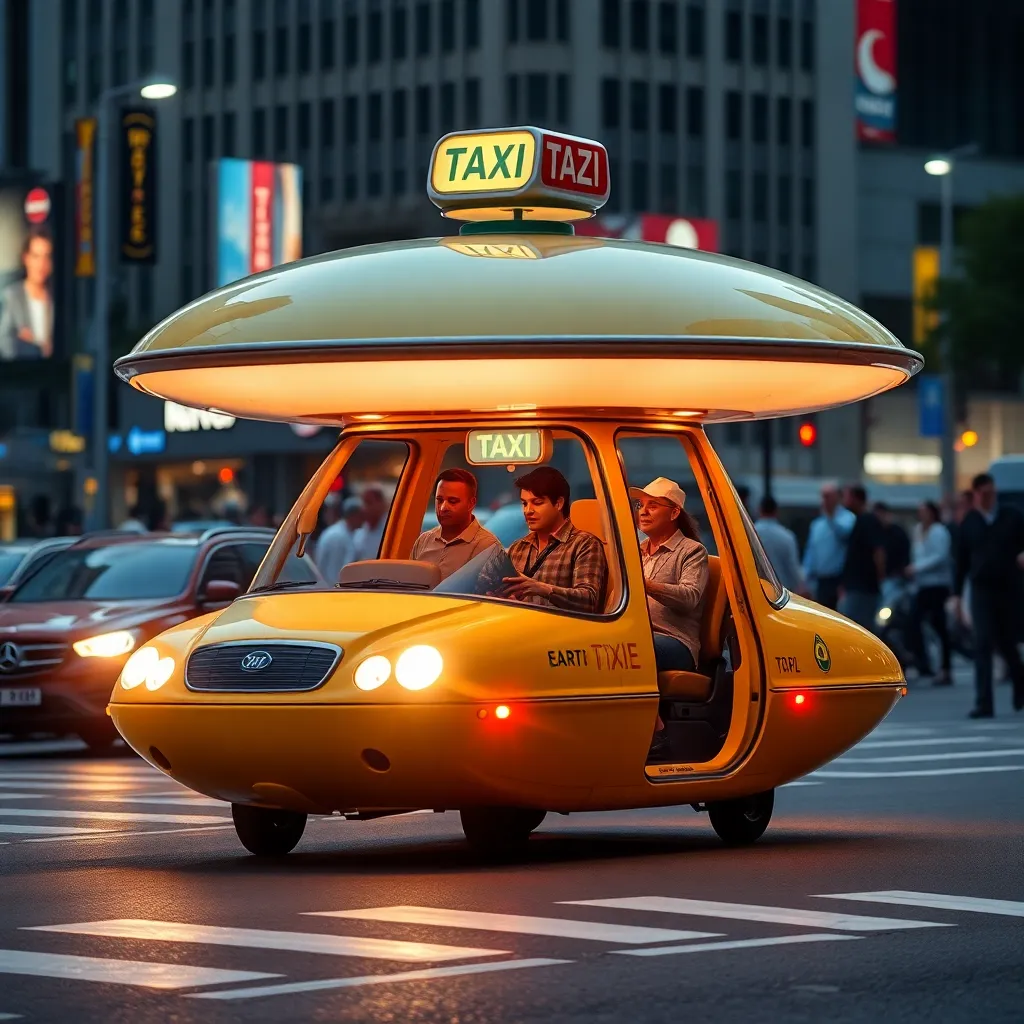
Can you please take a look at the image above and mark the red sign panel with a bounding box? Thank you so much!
[577,214,718,253]
[539,133,608,197]
[855,0,897,143]
[249,161,275,274]
[24,187,51,224]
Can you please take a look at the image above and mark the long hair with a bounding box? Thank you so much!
[675,506,702,542]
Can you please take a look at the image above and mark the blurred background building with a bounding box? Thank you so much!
[2,0,1024,536]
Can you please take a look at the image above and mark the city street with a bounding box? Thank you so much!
[1,674,1022,1023]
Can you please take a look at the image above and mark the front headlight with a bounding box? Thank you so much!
[395,645,443,690]
[354,655,391,691]
[876,606,892,624]
[74,630,136,658]
[120,646,175,692]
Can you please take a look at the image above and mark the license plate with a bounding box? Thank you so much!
[0,687,42,707]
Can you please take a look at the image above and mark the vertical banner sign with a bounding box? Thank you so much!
[119,108,157,262]
[250,161,275,274]
[74,118,97,276]
[855,0,897,143]
[912,246,940,345]
[918,375,945,439]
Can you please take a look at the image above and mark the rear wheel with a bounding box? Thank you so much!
[231,804,307,856]
[707,789,774,846]
[460,807,546,856]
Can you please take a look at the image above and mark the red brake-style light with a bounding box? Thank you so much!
[798,422,817,447]
[495,705,511,720]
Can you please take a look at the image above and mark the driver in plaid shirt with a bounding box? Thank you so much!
[491,466,608,613]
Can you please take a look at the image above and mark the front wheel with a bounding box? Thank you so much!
[460,807,546,856]
[707,789,774,846]
[231,804,307,856]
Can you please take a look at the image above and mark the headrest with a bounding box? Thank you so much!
[339,559,442,589]
[570,499,606,545]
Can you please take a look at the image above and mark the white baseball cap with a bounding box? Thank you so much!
[628,477,687,509]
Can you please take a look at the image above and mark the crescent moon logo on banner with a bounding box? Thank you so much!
[857,29,895,96]
[665,219,700,249]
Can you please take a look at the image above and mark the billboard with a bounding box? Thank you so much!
[74,118,97,277]
[212,158,303,288]
[855,0,897,143]
[120,108,158,263]
[576,214,718,252]
[0,182,59,361]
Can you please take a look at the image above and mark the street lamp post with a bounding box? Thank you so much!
[89,79,176,530]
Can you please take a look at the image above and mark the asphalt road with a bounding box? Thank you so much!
[1,673,1022,1023]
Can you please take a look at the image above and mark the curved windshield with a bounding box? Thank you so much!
[433,547,518,598]
[0,548,28,585]
[11,544,197,602]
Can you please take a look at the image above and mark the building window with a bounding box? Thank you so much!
[392,2,407,58]
[659,163,678,212]
[658,1,677,54]
[202,34,215,89]
[556,0,569,41]
[321,98,336,148]
[466,0,481,47]
[800,99,814,148]
[630,0,649,51]
[506,75,519,121]
[345,96,360,145]
[685,2,704,58]
[440,0,455,50]
[801,252,815,282]
[465,78,481,125]
[252,108,267,157]
[440,82,456,132]
[393,90,407,138]
[726,169,743,219]
[321,0,336,68]
[182,118,195,164]
[556,74,570,125]
[776,96,791,145]
[415,2,431,54]
[725,91,742,140]
[801,175,814,226]
[274,0,289,76]
[686,86,703,137]
[752,12,768,64]
[601,78,620,129]
[724,8,742,61]
[274,105,289,158]
[113,0,129,85]
[368,92,382,140]
[298,102,311,150]
[202,114,215,162]
[777,16,791,68]
[62,0,78,106]
[415,85,431,134]
[367,0,383,61]
[753,172,767,221]
[777,174,791,223]
[253,26,266,79]
[86,0,102,100]
[631,160,648,211]
[298,14,312,73]
[344,1,359,65]
[752,94,767,143]
[526,74,548,122]
[526,0,546,41]
[138,0,155,76]
[658,84,676,134]
[686,164,705,215]
[507,0,519,42]
[223,33,236,84]
[601,0,620,47]
[800,16,814,71]
[630,80,649,132]
[222,112,236,156]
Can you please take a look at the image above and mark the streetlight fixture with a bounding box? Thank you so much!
[922,142,978,502]
[89,77,176,530]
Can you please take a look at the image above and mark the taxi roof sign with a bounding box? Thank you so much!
[428,126,610,222]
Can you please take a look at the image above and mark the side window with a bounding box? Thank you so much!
[199,545,247,591]
[730,482,786,604]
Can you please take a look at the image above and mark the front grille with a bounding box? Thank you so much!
[185,641,342,693]
[0,640,69,679]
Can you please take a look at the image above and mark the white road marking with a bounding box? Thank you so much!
[781,781,821,787]
[82,795,227,807]
[0,1012,23,1019]
[0,807,228,824]
[868,727,935,738]
[23,825,235,844]
[817,891,1024,918]
[0,824,112,836]
[190,957,573,1001]
[563,897,950,932]
[853,736,998,750]
[0,949,279,990]
[813,765,1024,779]
[28,920,509,963]
[0,769,155,781]
[310,906,720,944]
[613,933,861,957]
[840,748,1024,764]
[0,779,151,792]
[0,794,41,800]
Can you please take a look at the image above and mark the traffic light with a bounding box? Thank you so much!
[798,420,817,447]
[961,429,979,448]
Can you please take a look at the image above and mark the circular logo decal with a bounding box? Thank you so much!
[240,650,274,672]
[0,641,22,673]
[813,634,831,673]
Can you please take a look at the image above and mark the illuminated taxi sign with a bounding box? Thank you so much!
[466,429,552,466]
[428,127,610,222]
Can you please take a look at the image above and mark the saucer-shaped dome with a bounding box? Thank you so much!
[115,233,921,423]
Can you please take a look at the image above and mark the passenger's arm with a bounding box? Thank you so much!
[545,534,608,613]
[830,509,856,541]
[645,545,709,614]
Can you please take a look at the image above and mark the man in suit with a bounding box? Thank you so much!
[954,472,1024,718]
[0,227,54,360]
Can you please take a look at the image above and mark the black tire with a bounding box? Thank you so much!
[231,803,307,856]
[460,807,546,856]
[707,789,774,846]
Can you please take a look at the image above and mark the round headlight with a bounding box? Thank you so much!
[354,655,391,691]
[146,657,176,691]
[395,645,443,690]
[121,646,159,690]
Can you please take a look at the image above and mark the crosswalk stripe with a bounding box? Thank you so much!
[190,957,573,1001]
[0,770,155,781]
[613,933,861,957]
[562,897,950,931]
[816,891,1024,918]
[310,906,720,944]
[853,736,999,750]
[81,795,227,807]
[27,920,509,963]
[813,765,1024,779]
[0,824,113,836]
[0,780,153,792]
[0,794,42,801]
[0,949,280,990]
[23,825,235,844]
[0,807,228,824]
[840,748,1024,764]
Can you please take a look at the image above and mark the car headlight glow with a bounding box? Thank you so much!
[354,655,391,691]
[395,645,443,690]
[120,646,175,692]
[73,630,136,658]
[877,606,892,623]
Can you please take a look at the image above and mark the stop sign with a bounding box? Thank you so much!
[24,187,51,224]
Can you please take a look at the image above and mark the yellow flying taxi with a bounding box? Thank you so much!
[109,126,918,857]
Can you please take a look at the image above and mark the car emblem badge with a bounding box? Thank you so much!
[240,650,273,672]
[813,634,831,673]
[0,641,22,673]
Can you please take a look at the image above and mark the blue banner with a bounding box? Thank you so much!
[918,375,944,438]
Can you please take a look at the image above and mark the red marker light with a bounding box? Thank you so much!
[790,692,807,709]
[798,422,817,447]
[495,705,511,720]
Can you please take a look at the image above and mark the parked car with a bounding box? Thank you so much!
[0,527,320,750]
[0,537,78,588]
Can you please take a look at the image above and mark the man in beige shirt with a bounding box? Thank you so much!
[411,469,501,580]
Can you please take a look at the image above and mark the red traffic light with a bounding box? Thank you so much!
[798,422,817,447]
